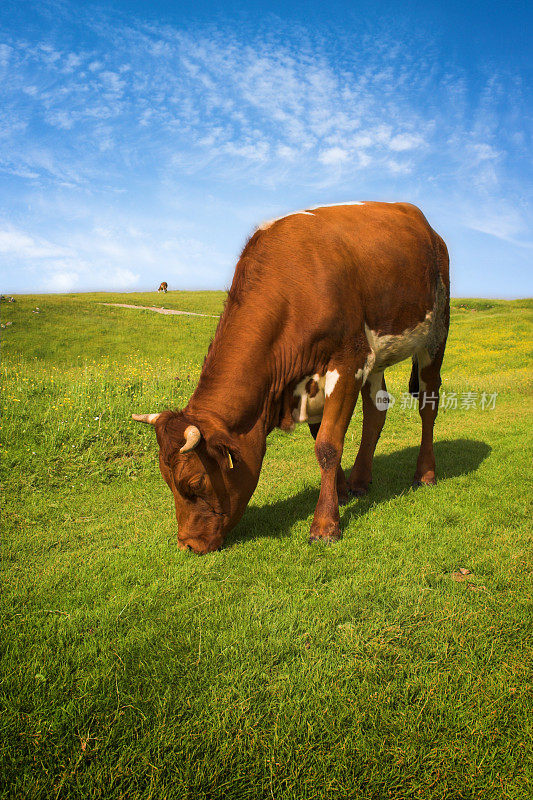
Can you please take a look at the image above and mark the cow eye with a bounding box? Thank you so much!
[178,475,205,499]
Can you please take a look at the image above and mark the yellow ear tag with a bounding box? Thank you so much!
[227,452,234,469]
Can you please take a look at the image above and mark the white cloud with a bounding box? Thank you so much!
[318,147,349,166]
[468,143,500,163]
[0,212,230,293]
[0,44,13,66]
[99,71,126,94]
[0,165,40,179]
[0,226,71,259]
[0,20,451,185]
[0,8,530,295]
[351,134,373,148]
[463,206,532,247]
[388,133,424,151]
[222,141,270,162]
[384,159,413,175]
[46,271,79,292]
[64,53,83,72]
[98,268,139,288]
[46,110,75,130]
[44,267,140,293]
[276,144,296,160]
[357,152,372,168]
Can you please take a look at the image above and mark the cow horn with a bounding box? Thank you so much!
[180,425,201,453]
[132,413,161,425]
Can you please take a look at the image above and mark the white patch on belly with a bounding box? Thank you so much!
[364,277,447,373]
[292,377,309,423]
[291,366,348,424]
[258,211,315,231]
[292,374,326,424]
[365,316,432,371]
[325,369,340,397]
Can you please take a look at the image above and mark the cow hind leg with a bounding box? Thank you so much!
[413,346,444,487]
[348,373,387,496]
[309,422,350,506]
[309,356,364,543]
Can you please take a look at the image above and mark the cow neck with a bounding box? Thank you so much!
[186,353,272,438]
[185,303,294,439]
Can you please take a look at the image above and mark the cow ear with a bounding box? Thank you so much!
[205,434,241,471]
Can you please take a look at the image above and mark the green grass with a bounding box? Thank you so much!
[1,292,532,800]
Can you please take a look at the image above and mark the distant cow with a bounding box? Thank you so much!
[158,282,168,293]
[134,202,449,553]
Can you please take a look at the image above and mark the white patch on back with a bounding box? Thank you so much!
[307,201,365,210]
[324,369,340,397]
[258,202,369,231]
[258,211,315,231]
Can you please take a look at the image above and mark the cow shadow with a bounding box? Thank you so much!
[226,438,491,547]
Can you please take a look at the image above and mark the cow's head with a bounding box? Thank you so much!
[132,411,261,553]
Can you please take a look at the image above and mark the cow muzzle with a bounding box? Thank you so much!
[177,531,224,554]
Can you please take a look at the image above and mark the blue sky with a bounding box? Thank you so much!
[0,0,531,296]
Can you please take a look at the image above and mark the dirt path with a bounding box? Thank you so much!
[99,302,218,318]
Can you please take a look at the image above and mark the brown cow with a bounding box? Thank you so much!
[133,202,449,553]
[158,282,168,293]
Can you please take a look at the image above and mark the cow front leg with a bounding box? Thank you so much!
[309,363,362,543]
[308,422,350,505]
[349,372,387,496]
[413,347,444,487]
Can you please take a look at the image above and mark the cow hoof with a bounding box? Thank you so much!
[412,477,437,489]
[308,533,341,545]
[338,490,350,506]
[349,485,369,497]
[309,522,342,544]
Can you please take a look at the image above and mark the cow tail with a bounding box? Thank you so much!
[409,357,419,397]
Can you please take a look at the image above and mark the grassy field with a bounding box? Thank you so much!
[1,291,532,800]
